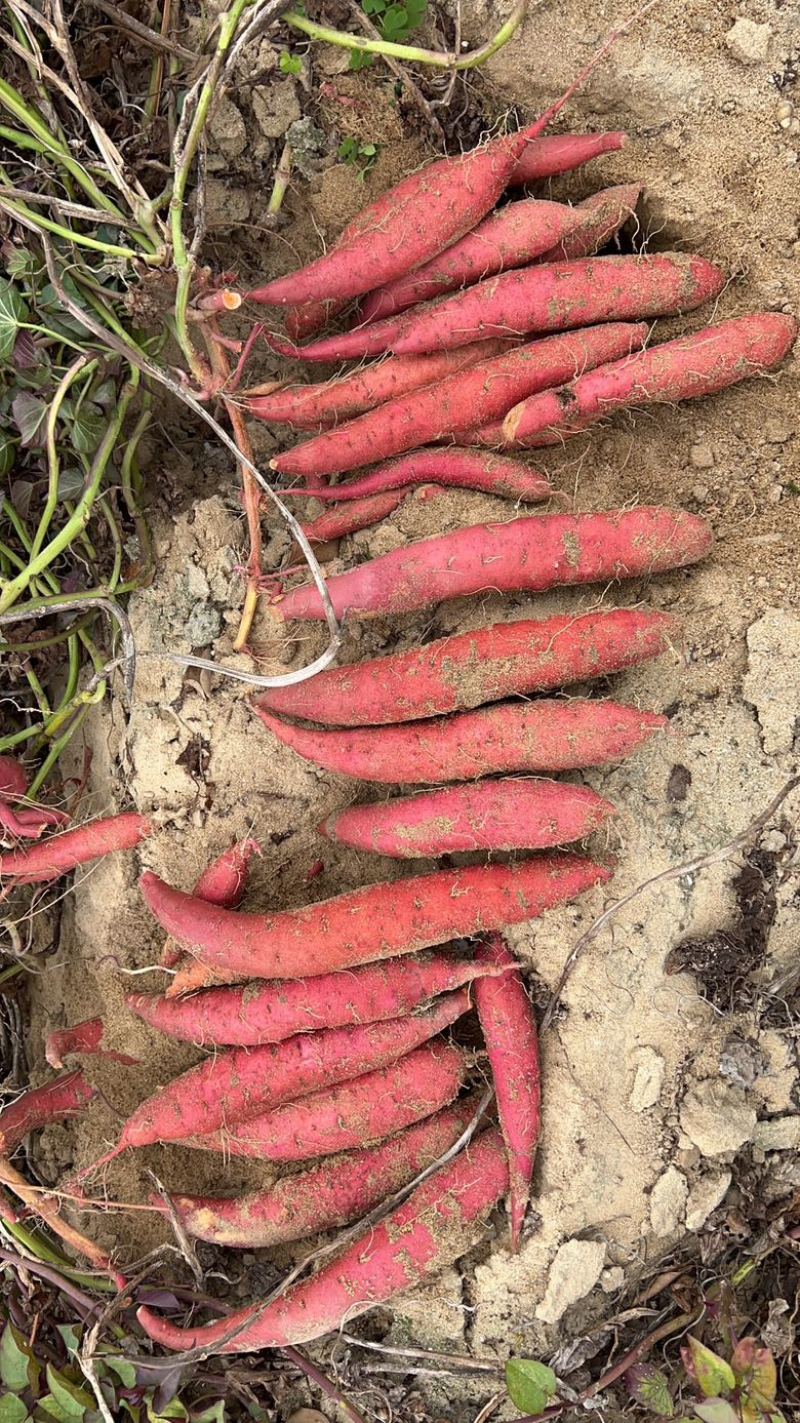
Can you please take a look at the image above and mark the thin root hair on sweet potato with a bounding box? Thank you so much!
[282,448,552,506]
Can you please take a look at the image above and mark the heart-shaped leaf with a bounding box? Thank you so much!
[731,1338,777,1407]
[0,1394,31,1422]
[506,1359,558,1415]
[0,279,28,362]
[11,391,47,446]
[693,1400,739,1423]
[0,1323,38,1393]
[626,1362,674,1416]
[0,433,17,478]
[45,1365,94,1420]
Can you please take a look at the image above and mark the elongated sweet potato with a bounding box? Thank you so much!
[105,991,472,1154]
[536,183,642,263]
[142,855,611,990]
[159,1098,477,1248]
[475,937,540,1250]
[285,297,350,343]
[256,699,667,784]
[271,324,649,479]
[359,199,586,323]
[138,1127,509,1352]
[185,1041,469,1161]
[44,1019,138,1070]
[278,506,712,620]
[321,777,616,858]
[246,341,509,429]
[509,131,627,186]
[0,755,69,840]
[266,254,724,363]
[0,1071,96,1154]
[285,448,552,505]
[499,312,800,447]
[0,812,152,887]
[300,490,413,544]
[130,952,496,1044]
[256,607,674,727]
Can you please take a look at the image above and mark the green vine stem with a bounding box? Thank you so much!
[283,0,526,69]
[32,355,94,563]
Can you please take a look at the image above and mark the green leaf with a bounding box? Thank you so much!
[5,247,37,282]
[0,1325,36,1393]
[279,51,302,74]
[54,1328,82,1359]
[685,1338,735,1399]
[193,1404,226,1423]
[11,392,47,446]
[0,432,17,477]
[693,1401,739,1423]
[360,143,377,156]
[363,0,386,13]
[626,1363,674,1417]
[0,279,28,362]
[348,48,374,69]
[404,0,427,26]
[338,137,359,161]
[57,468,85,501]
[147,1398,188,1421]
[731,1339,777,1408]
[381,4,409,34]
[0,1396,31,1423]
[44,1367,93,1421]
[505,1359,558,1415]
[69,405,104,454]
[102,1358,136,1389]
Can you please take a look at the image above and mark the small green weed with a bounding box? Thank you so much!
[350,0,428,67]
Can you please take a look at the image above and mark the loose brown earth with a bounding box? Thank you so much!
[24,1,800,1415]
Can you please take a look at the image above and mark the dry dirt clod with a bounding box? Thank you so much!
[253,81,302,139]
[742,609,800,755]
[752,1116,800,1152]
[679,1079,757,1157]
[685,1170,732,1231]
[649,1166,688,1237]
[629,1047,666,1113]
[725,18,772,65]
[535,1240,607,1324]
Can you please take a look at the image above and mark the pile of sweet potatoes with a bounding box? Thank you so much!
[3,110,796,1363]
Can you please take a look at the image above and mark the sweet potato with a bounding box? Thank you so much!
[509,131,627,186]
[162,839,260,970]
[536,182,642,263]
[359,199,586,323]
[159,1098,477,1248]
[0,812,152,887]
[138,1127,509,1352]
[44,1019,138,1070]
[285,297,350,343]
[278,506,712,620]
[474,937,540,1250]
[0,1071,96,1154]
[271,323,649,479]
[256,607,674,727]
[246,341,509,429]
[499,312,800,447]
[256,699,667,784]
[130,952,496,1044]
[183,1042,468,1161]
[0,755,69,840]
[300,490,413,544]
[141,855,611,989]
[285,448,552,505]
[266,254,724,363]
[107,990,472,1152]
[320,777,616,858]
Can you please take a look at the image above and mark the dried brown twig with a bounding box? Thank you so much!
[542,773,800,1031]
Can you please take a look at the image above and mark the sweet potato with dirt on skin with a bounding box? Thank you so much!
[500,312,800,447]
[278,506,712,621]
[145,855,612,994]
[266,254,724,364]
[183,1042,468,1161]
[508,131,627,186]
[256,607,675,728]
[475,936,540,1250]
[0,1071,96,1154]
[95,990,472,1156]
[130,951,498,1044]
[138,1127,509,1353]
[256,699,668,785]
[536,183,642,263]
[283,448,553,505]
[285,296,350,343]
[163,838,260,969]
[320,777,616,858]
[157,1098,478,1248]
[0,812,152,887]
[359,199,587,323]
[300,489,432,545]
[245,340,511,429]
[271,323,649,480]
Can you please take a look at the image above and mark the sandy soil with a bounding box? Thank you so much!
[25,0,800,1413]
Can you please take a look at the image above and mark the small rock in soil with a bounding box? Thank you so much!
[685,1170,731,1230]
[690,443,714,468]
[649,1165,688,1236]
[725,18,772,65]
[535,1239,606,1324]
